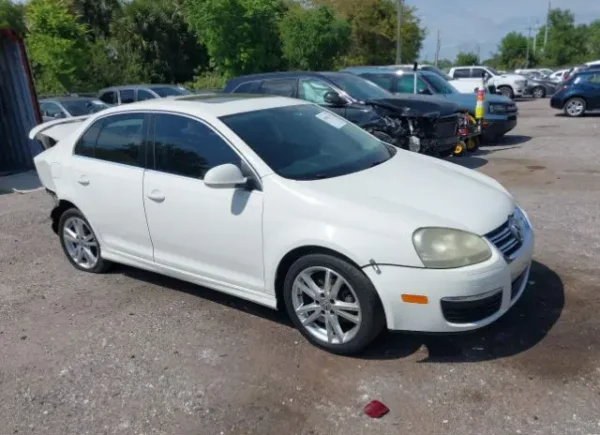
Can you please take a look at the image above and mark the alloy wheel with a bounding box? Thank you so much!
[63,216,99,269]
[566,100,584,117]
[291,266,362,345]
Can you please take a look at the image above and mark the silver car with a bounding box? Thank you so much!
[97,85,192,106]
[39,97,110,123]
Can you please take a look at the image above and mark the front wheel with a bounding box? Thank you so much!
[564,97,586,117]
[532,87,546,98]
[283,254,385,355]
[498,86,515,100]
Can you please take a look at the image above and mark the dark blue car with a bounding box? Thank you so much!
[550,70,600,117]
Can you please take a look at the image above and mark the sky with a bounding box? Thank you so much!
[405,0,600,62]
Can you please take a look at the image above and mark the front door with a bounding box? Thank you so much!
[70,113,154,260]
[142,113,265,293]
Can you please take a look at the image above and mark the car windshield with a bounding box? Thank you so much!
[422,65,454,81]
[322,73,392,101]
[425,73,458,94]
[149,86,191,97]
[61,99,109,116]
[221,104,396,181]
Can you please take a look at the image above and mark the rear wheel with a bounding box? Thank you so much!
[532,86,546,98]
[283,254,385,355]
[453,141,467,157]
[564,97,586,117]
[466,136,480,152]
[498,86,514,100]
[58,208,110,273]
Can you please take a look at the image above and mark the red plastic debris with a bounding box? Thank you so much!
[364,400,389,418]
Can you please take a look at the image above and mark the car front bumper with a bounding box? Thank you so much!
[363,225,534,333]
[481,117,517,140]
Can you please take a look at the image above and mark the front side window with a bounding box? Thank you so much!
[360,74,394,92]
[471,68,487,78]
[397,74,427,93]
[587,73,600,84]
[258,79,296,97]
[153,114,240,179]
[221,104,395,181]
[40,102,64,117]
[297,78,336,104]
[233,81,260,93]
[323,73,392,101]
[119,89,135,104]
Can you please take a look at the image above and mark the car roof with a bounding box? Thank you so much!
[98,84,184,92]
[342,66,437,78]
[84,94,307,119]
[225,71,339,87]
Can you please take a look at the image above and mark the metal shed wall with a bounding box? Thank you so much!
[0,29,42,174]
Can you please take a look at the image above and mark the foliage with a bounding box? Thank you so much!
[25,0,90,94]
[454,51,478,66]
[315,0,425,65]
[186,71,227,90]
[482,54,502,69]
[66,0,121,40]
[586,20,600,60]
[0,0,26,36]
[279,5,350,70]
[536,9,588,66]
[435,59,452,70]
[185,0,286,77]
[498,32,534,69]
[111,0,207,84]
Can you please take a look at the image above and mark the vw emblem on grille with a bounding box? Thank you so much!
[508,214,522,242]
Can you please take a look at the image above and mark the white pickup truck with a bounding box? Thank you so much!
[448,66,528,99]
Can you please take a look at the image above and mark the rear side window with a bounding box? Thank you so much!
[119,89,135,104]
[137,89,155,101]
[74,114,145,166]
[587,73,600,84]
[452,69,470,79]
[99,91,117,105]
[258,79,296,97]
[152,114,240,179]
[233,81,260,93]
[361,74,394,92]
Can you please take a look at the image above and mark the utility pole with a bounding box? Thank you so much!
[396,0,402,64]
[544,1,551,50]
[525,26,532,68]
[434,30,441,66]
[475,44,480,64]
[533,20,539,54]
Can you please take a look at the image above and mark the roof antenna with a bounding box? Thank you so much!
[413,62,418,94]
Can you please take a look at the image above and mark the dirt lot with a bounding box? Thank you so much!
[1,99,599,435]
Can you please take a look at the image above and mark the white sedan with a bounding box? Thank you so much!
[30,94,534,354]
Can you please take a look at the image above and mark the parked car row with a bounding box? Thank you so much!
[30,92,534,354]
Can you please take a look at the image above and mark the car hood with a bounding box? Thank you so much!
[293,151,514,236]
[368,95,459,117]
[445,92,512,108]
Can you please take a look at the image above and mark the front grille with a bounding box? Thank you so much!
[506,104,518,113]
[434,115,459,139]
[486,220,522,259]
[441,291,502,323]
[511,271,528,300]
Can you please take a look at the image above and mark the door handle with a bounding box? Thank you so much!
[77,175,90,186]
[147,190,165,203]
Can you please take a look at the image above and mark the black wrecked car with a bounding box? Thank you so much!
[223,72,460,157]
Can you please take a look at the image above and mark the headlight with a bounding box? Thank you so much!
[514,205,531,229]
[488,104,507,113]
[413,228,492,269]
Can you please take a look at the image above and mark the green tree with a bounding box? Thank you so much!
[112,0,207,84]
[66,0,121,40]
[185,0,286,77]
[498,31,533,69]
[436,58,452,70]
[455,51,478,66]
[537,8,588,66]
[482,53,502,69]
[25,0,90,94]
[0,0,26,36]
[586,19,600,60]
[279,5,350,70]
[316,0,425,65]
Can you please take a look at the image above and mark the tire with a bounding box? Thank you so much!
[466,136,480,152]
[563,97,586,117]
[498,86,514,100]
[452,141,467,157]
[532,87,546,99]
[58,208,111,273]
[282,253,385,355]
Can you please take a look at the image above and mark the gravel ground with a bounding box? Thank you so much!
[1,99,599,435]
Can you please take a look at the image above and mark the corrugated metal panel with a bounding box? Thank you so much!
[0,31,42,174]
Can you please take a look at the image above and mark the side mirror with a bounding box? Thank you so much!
[324,91,347,107]
[204,164,248,188]
[53,112,66,119]
[418,88,432,95]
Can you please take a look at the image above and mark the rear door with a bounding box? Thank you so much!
[70,113,154,260]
